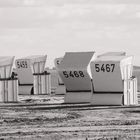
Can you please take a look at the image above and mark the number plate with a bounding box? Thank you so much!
[95,64,115,72]
[16,61,28,69]
[62,71,85,78]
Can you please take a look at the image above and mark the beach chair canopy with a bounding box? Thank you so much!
[0,56,15,78]
[90,55,133,92]
[58,52,95,91]
[15,55,47,84]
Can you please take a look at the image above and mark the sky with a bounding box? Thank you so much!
[0,0,140,68]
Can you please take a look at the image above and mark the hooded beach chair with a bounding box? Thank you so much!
[58,51,95,103]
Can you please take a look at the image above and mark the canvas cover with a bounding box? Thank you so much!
[15,59,33,84]
[15,55,47,84]
[0,56,15,78]
[91,55,133,92]
[28,55,47,73]
[58,52,95,91]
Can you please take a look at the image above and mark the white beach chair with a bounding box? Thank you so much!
[90,55,137,105]
[58,52,95,103]
[15,55,47,95]
[0,56,18,102]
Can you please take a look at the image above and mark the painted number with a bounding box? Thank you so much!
[62,71,85,78]
[56,60,60,65]
[17,61,28,68]
[95,64,115,72]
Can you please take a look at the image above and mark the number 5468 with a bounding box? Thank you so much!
[62,71,85,78]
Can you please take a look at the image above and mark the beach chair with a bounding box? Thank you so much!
[90,55,137,105]
[58,52,95,103]
[15,55,49,95]
[0,56,18,102]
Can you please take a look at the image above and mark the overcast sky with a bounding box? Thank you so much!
[0,0,140,67]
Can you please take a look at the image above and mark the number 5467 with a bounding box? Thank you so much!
[95,64,115,72]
